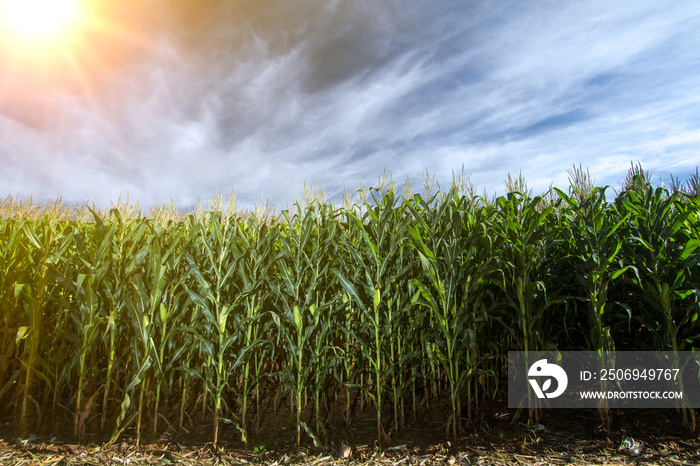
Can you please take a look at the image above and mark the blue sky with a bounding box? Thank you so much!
[1,0,699,210]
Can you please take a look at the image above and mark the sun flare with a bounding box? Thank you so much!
[0,0,162,122]
[0,0,82,44]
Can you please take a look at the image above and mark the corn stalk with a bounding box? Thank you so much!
[618,185,700,430]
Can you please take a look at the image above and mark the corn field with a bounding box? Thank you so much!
[1,167,699,447]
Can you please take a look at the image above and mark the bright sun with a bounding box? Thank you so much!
[0,0,156,100]
[0,0,83,44]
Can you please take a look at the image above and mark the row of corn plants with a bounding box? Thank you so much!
[0,175,698,447]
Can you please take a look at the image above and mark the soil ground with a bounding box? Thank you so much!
[0,407,698,465]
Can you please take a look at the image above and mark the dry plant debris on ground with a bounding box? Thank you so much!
[1,439,699,466]
[1,410,699,466]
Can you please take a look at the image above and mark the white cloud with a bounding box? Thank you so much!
[1,0,699,210]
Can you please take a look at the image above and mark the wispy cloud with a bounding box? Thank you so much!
[1,0,699,209]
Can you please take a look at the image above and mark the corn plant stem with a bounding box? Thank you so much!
[296,323,303,447]
[242,360,250,443]
[255,373,261,435]
[20,284,45,437]
[373,292,383,445]
[391,339,398,432]
[75,354,86,438]
[102,304,117,431]
[152,319,167,439]
[136,377,146,447]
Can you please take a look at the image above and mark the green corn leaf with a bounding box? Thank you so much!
[331,269,365,310]
[680,239,700,260]
[15,326,29,345]
[610,266,629,281]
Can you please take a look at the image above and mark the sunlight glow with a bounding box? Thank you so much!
[0,0,82,44]
[0,0,158,101]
